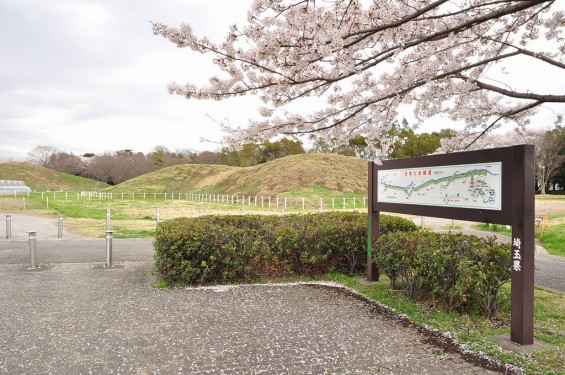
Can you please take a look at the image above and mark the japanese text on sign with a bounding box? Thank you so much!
[512,237,522,272]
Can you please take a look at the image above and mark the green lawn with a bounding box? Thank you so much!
[328,274,565,375]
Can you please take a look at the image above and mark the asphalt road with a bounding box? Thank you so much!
[0,238,154,265]
[535,252,565,292]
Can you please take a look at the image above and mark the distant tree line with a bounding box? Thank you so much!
[27,123,565,192]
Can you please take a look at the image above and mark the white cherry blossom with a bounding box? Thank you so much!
[153,0,565,156]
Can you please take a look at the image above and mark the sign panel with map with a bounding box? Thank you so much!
[377,162,502,210]
[368,145,535,345]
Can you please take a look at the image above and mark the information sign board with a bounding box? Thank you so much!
[368,145,534,345]
[377,162,502,210]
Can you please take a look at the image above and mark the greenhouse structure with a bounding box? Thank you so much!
[0,180,32,195]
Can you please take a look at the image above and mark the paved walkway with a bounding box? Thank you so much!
[0,265,509,374]
[0,214,513,374]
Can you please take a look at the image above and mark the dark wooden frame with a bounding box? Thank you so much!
[368,145,534,345]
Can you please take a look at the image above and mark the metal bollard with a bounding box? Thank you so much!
[105,231,113,268]
[156,209,160,224]
[58,216,64,238]
[27,231,38,269]
[5,214,11,239]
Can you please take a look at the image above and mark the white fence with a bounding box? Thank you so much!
[1,191,368,211]
[78,191,367,210]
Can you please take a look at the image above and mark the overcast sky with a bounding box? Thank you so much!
[1,1,563,161]
[0,0,262,160]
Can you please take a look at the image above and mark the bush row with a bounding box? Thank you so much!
[154,212,417,286]
[374,231,511,316]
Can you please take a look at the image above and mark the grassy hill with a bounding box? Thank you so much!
[0,162,110,192]
[111,153,368,196]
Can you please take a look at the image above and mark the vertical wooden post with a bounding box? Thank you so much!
[367,162,379,281]
[510,145,535,345]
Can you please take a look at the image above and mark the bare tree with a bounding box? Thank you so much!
[193,151,221,164]
[47,152,84,175]
[27,146,57,167]
[83,153,116,185]
[534,131,565,194]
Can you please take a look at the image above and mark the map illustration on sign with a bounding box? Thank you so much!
[377,162,502,210]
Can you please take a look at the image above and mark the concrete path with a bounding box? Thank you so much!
[0,214,511,374]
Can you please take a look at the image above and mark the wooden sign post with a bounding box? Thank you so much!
[368,145,534,345]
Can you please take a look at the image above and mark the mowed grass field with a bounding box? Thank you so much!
[108,153,368,196]
[0,162,109,191]
[1,154,369,238]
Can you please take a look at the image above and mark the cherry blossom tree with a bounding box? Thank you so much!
[153,0,564,158]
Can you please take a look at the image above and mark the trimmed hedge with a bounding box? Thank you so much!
[154,212,417,286]
[374,231,511,316]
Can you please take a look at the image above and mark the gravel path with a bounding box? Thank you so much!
[0,214,513,374]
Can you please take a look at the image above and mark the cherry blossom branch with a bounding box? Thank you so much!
[464,100,544,149]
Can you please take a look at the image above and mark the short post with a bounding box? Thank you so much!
[199,209,204,216]
[320,197,323,210]
[58,216,64,238]
[27,231,38,269]
[302,197,305,210]
[156,209,160,224]
[22,197,25,210]
[105,231,113,268]
[46,196,49,209]
[5,214,12,239]
[420,216,425,229]
[106,208,111,230]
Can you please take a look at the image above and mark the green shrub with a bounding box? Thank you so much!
[374,231,511,316]
[154,212,417,286]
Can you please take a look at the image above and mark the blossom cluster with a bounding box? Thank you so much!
[153,0,564,156]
